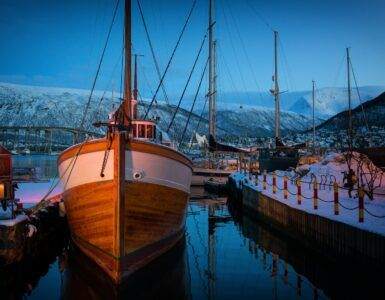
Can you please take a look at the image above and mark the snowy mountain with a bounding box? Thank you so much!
[316,92,385,132]
[211,86,384,118]
[288,86,384,118]
[0,82,318,140]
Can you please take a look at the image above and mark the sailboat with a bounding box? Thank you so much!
[57,0,192,284]
[191,0,250,186]
[258,31,304,172]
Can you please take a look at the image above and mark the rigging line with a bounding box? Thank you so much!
[245,0,274,32]
[179,57,209,147]
[224,0,264,103]
[329,52,346,100]
[189,95,208,149]
[220,0,253,103]
[350,60,371,133]
[79,0,120,132]
[94,47,124,121]
[217,44,243,105]
[136,0,170,105]
[139,60,155,96]
[167,33,208,132]
[143,0,197,120]
[278,36,296,92]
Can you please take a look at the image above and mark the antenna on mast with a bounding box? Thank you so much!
[346,47,353,148]
[270,30,280,146]
[312,80,316,153]
[132,53,144,102]
[123,0,132,126]
[208,0,216,140]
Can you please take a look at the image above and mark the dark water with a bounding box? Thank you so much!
[2,156,384,299]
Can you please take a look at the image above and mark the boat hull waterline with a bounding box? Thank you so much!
[58,137,192,283]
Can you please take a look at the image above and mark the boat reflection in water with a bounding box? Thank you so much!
[2,184,385,299]
[228,202,385,300]
[60,237,190,300]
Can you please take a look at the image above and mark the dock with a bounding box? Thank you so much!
[0,194,66,266]
[228,171,385,267]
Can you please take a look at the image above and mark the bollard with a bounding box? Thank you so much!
[263,170,267,190]
[333,182,339,215]
[358,187,364,223]
[272,171,277,194]
[296,178,302,204]
[313,178,318,209]
[283,176,288,199]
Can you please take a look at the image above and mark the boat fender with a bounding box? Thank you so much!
[27,224,37,238]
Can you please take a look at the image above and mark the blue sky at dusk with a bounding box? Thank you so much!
[0,0,384,100]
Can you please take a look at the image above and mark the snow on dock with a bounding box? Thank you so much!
[230,153,385,237]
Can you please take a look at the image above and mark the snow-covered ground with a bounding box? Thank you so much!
[231,171,385,237]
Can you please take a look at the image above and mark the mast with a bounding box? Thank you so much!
[123,0,132,126]
[273,31,280,144]
[208,0,216,140]
[346,47,352,147]
[312,80,316,152]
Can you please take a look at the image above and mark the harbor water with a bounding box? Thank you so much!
[1,155,384,299]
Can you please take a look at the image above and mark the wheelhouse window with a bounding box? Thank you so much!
[132,124,137,138]
[146,125,154,139]
[138,124,145,138]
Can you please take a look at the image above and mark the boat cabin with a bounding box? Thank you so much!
[131,120,156,140]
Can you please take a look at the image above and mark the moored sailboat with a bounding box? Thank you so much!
[58,0,192,284]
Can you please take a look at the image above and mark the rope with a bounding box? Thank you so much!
[94,47,124,122]
[79,0,120,132]
[364,208,385,218]
[251,174,385,218]
[223,0,264,103]
[179,57,209,147]
[136,0,170,105]
[40,136,91,201]
[350,60,371,134]
[339,202,359,211]
[220,1,252,104]
[167,32,208,132]
[143,0,197,119]
[245,0,274,32]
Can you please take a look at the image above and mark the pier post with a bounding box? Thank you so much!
[272,171,277,194]
[358,187,364,223]
[313,178,318,209]
[296,179,302,204]
[334,182,339,215]
[263,170,267,190]
[283,176,288,199]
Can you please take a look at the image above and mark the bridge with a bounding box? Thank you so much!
[0,126,104,154]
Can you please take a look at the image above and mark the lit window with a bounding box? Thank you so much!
[146,125,153,139]
[0,183,4,199]
[139,124,145,138]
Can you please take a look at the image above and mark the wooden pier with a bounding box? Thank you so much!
[228,176,385,267]
[0,195,66,266]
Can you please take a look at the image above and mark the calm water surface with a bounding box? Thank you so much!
[2,155,384,299]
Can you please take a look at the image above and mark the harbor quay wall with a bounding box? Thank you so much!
[0,201,67,266]
[227,177,385,267]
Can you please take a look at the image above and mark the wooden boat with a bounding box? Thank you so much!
[58,0,192,284]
